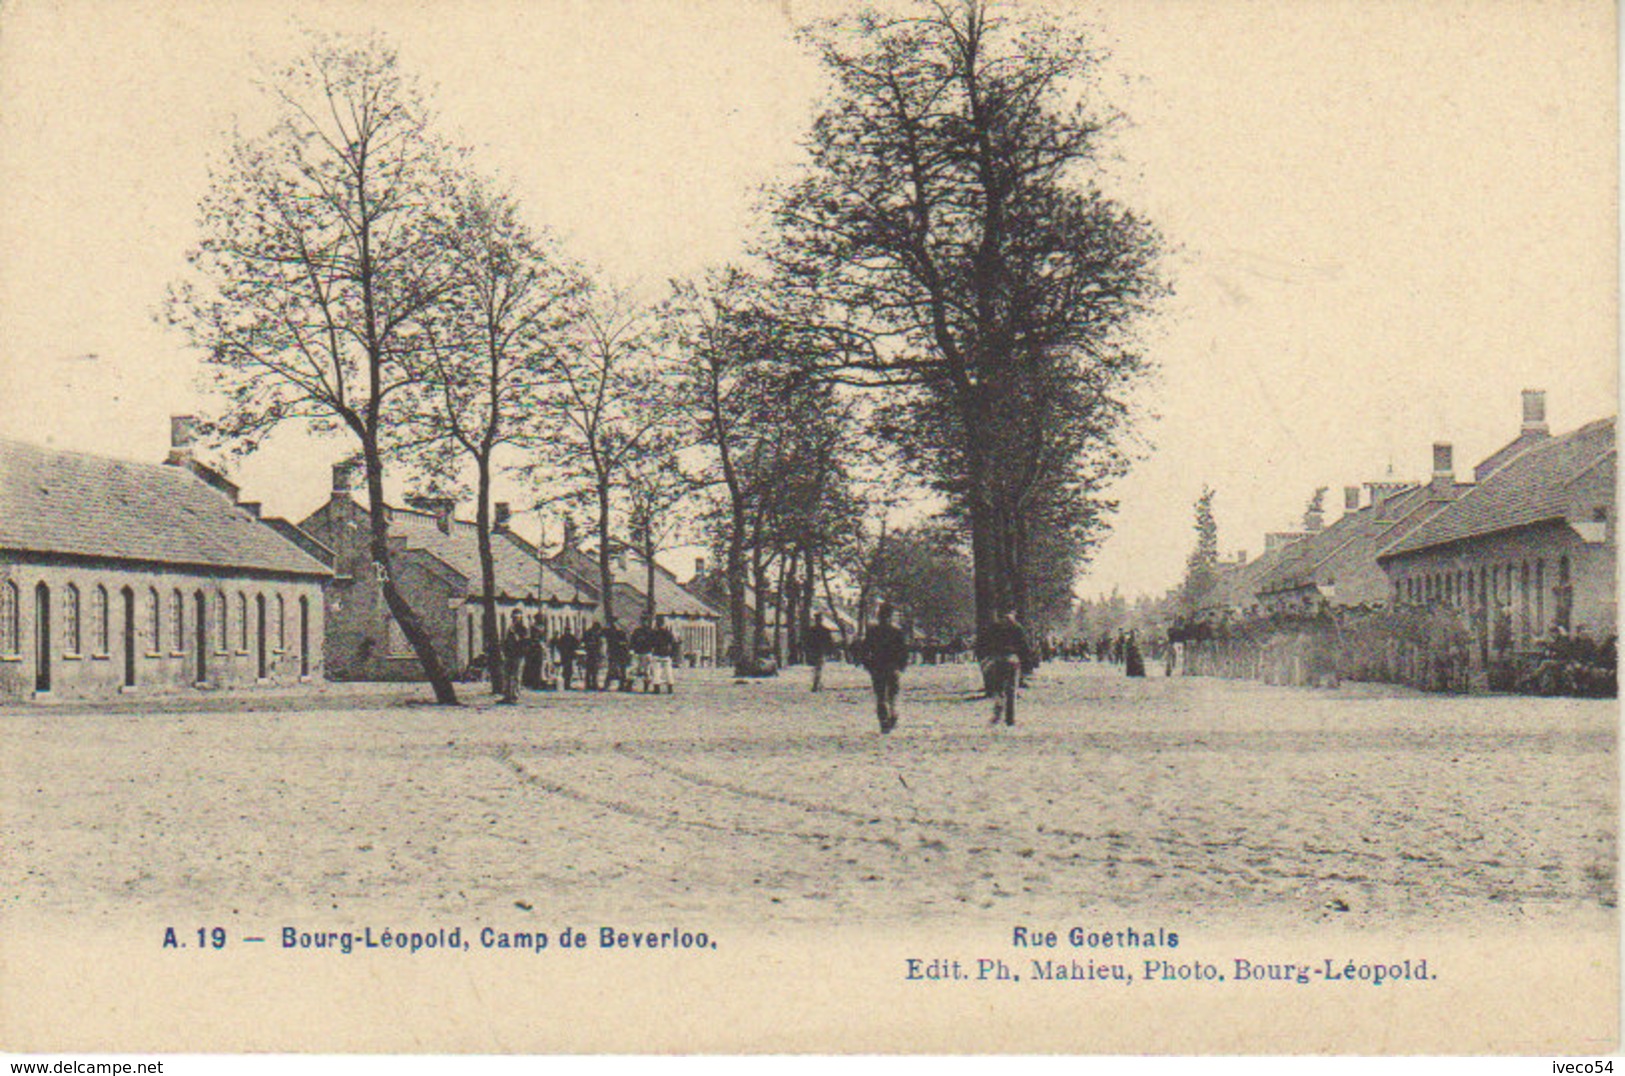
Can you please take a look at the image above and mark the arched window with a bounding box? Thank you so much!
[171,589,185,652]
[147,588,160,652]
[63,584,81,655]
[216,591,228,651]
[237,593,249,651]
[0,580,18,656]
[92,585,109,656]
[277,595,286,651]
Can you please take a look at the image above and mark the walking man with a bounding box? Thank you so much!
[860,602,908,734]
[979,609,1035,726]
[806,616,834,692]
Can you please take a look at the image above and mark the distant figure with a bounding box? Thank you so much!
[605,623,632,692]
[979,609,1036,726]
[500,613,527,704]
[554,627,580,690]
[581,622,605,691]
[859,603,909,734]
[649,615,678,694]
[1125,629,1146,678]
[806,617,835,692]
[524,612,548,689]
[630,616,658,693]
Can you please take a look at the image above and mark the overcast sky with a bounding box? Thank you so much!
[0,0,1615,597]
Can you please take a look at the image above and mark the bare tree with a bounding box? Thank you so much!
[534,286,674,630]
[163,32,465,702]
[401,176,587,692]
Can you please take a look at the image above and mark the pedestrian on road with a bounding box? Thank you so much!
[500,613,527,704]
[859,602,908,734]
[582,622,605,691]
[650,615,678,694]
[606,622,632,691]
[554,626,580,690]
[806,617,834,692]
[1125,629,1146,678]
[978,609,1035,726]
[630,616,658,693]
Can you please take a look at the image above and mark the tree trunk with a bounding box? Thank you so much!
[362,440,458,704]
[642,521,658,623]
[475,455,502,695]
[750,543,768,666]
[596,478,616,630]
[727,512,749,676]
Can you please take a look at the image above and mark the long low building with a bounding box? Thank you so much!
[298,472,595,681]
[0,422,331,701]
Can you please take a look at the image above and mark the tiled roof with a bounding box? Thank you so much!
[385,507,588,604]
[1383,417,1616,558]
[0,439,331,577]
[548,545,721,620]
[1257,484,1452,605]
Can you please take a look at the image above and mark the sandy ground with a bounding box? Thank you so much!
[0,661,1615,933]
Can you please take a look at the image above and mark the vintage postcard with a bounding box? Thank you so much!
[0,0,1616,1062]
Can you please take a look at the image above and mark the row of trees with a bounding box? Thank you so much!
[163,3,1166,702]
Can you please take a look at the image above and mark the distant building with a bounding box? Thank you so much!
[1255,444,1474,614]
[0,419,330,701]
[547,534,722,665]
[1379,394,1615,658]
[299,471,593,681]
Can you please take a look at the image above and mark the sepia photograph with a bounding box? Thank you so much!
[0,0,1616,1060]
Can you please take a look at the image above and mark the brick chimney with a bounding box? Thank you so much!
[331,457,361,499]
[407,494,457,534]
[165,415,199,466]
[1521,389,1549,436]
[494,502,511,533]
[1344,486,1361,512]
[694,555,707,577]
[1429,442,1455,499]
[561,516,578,552]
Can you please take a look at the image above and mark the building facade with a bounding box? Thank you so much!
[299,477,595,681]
[0,427,330,701]
[1379,405,1615,663]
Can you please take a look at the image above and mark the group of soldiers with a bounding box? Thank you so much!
[491,610,682,703]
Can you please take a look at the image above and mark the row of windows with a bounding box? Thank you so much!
[0,579,301,658]
[1397,555,1574,641]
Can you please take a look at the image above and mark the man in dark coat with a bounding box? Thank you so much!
[581,622,605,691]
[629,617,658,692]
[554,626,580,690]
[605,623,631,691]
[859,602,908,734]
[499,612,527,704]
[979,609,1036,725]
[806,617,835,692]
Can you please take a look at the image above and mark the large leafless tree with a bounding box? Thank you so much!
[164,32,466,702]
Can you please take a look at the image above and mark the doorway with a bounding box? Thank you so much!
[255,594,267,680]
[194,591,208,684]
[33,583,50,693]
[121,587,136,688]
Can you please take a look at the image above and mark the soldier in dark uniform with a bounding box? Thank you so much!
[806,617,835,692]
[554,626,580,690]
[859,602,908,734]
[605,622,631,691]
